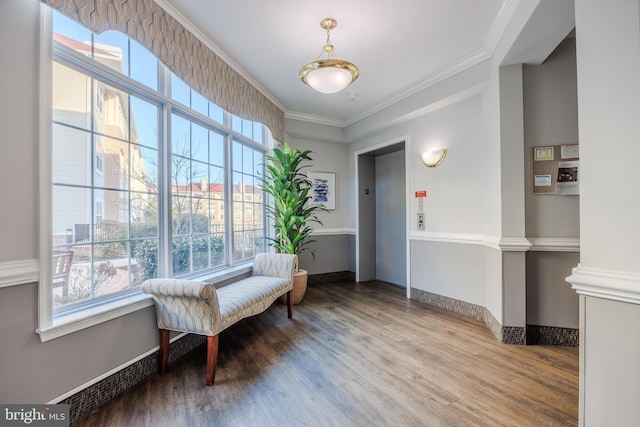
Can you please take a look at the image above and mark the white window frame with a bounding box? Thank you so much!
[37,6,271,342]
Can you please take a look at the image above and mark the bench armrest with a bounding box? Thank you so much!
[142,279,216,299]
[252,253,297,282]
[141,279,222,335]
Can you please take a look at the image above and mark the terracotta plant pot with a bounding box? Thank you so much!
[279,269,308,305]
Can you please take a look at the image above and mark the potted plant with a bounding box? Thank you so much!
[259,143,328,304]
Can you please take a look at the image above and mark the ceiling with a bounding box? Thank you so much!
[156,0,513,127]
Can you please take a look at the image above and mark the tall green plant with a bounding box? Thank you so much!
[259,143,328,260]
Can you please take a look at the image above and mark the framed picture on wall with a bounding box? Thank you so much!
[534,146,554,161]
[308,172,335,210]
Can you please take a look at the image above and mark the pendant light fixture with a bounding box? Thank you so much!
[299,18,359,94]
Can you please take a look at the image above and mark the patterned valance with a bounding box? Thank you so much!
[40,0,285,142]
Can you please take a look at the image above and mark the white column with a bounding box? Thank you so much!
[569,0,640,425]
[499,64,529,329]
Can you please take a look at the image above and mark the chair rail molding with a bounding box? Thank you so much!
[409,232,531,251]
[528,237,580,252]
[497,237,532,252]
[567,265,640,305]
[311,228,356,236]
[0,259,39,289]
[410,231,489,246]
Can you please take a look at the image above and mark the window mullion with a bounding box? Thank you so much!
[160,103,172,278]
[89,77,96,301]
[224,134,234,266]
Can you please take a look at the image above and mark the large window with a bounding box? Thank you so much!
[232,141,265,261]
[47,11,268,315]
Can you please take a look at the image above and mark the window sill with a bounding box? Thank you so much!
[196,263,253,285]
[37,293,155,342]
[36,263,254,342]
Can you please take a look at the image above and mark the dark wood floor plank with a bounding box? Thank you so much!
[72,280,578,426]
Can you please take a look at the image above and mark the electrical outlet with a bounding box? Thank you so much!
[417,213,425,230]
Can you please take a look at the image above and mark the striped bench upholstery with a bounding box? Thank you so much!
[142,253,297,385]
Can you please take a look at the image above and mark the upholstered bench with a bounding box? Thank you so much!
[141,253,297,386]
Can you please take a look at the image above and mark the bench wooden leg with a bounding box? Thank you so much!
[206,335,219,386]
[158,329,170,376]
[287,290,293,319]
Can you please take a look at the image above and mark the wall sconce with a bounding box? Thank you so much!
[421,149,447,168]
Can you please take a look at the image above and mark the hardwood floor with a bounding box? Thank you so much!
[73,280,579,426]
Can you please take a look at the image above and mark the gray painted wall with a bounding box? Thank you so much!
[526,252,579,328]
[0,1,164,403]
[523,36,579,329]
[282,130,354,277]
[0,283,158,403]
[0,0,39,262]
[357,155,376,282]
[497,64,527,329]
[410,241,485,305]
[284,136,349,230]
[375,151,406,286]
[297,234,352,275]
[502,252,526,328]
[583,297,640,425]
[347,234,356,273]
[523,37,580,238]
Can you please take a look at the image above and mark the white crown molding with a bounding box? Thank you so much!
[334,0,519,128]
[152,0,286,113]
[343,48,492,127]
[312,228,356,236]
[343,82,488,143]
[286,48,491,129]
[357,0,520,129]
[285,111,345,128]
[484,0,521,56]
[567,265,640,305]
[529,237,580,252]
[156,0,516,131]
[0,260,39,289]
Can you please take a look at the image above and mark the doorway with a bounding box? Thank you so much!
[355,139,408,291]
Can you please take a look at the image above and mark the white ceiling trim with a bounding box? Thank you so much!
[155,0,519,129]
[344,81,488,143]
[343,48,491,127]
[291,0,522,128]
[285,111,345,128]
[287,48,491,129]
[484,0,521,56]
